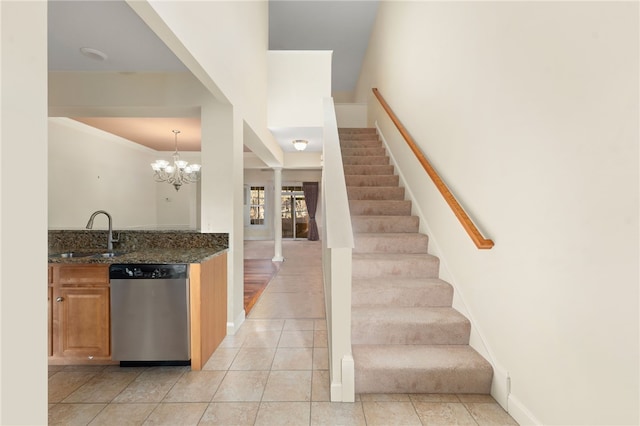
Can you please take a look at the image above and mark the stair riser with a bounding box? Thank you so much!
[352,256,439,279]
[348,187,405,200]
[349,200,412,216]
[343,156,390,166]
[352,320,470,345]
[352,282,453,307]
[338,133,378,141]
[343,165,394,176]
[352,216,419,233]
[352,345,494,394]
[341,148,386,157]
[345,175,399,187]
[353,234,428,254]
[339,128,376,132]
[355,368,492,394]
[340,140,382,148]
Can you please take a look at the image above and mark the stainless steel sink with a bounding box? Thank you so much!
[92,252,126,258]
[50,251,95,258]
[50,251,127,259]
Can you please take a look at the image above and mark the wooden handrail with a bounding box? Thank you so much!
[372,88,494,249]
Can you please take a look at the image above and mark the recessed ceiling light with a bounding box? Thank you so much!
[79,47,108,61]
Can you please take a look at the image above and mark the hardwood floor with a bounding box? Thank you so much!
[244,259,281,314]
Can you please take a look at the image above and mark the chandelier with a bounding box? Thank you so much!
[151,130,201,191]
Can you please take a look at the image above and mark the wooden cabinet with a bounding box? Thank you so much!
[48,267,53,357]
[49,264,112,364]
[48,253,228,368]
[189,252,227,370]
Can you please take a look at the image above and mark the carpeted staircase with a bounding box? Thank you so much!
[339,127,493,394]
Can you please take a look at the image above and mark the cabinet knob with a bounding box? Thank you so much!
[56,297,63,302]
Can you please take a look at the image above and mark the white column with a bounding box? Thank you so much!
[200,100,245,334]
[272,167,284,262]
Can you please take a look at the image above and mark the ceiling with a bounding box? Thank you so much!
[72,117,202,152]
[48,1,379,153]
[269,1,378,93]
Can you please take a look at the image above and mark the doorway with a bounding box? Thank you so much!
[281,186,308,239]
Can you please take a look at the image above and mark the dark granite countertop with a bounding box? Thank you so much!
[48,247,227,265]
[48,230,229,265]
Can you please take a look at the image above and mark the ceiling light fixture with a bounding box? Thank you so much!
[79,47,108,61]
[151,130,201,191]
[292,139,308,151]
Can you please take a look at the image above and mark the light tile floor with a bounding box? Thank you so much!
[49,240,518,425]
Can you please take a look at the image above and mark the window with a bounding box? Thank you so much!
[281,186,308,239]
[249,186,265,225]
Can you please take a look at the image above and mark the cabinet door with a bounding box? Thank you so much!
[55,287,110,359]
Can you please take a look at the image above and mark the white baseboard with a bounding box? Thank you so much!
[330,383,343,402]
[491,365,510,410]
[329,355,355,402]
[508,394,542,426]
[227,309,246,335]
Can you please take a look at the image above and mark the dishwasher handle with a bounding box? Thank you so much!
[109,264,188,280]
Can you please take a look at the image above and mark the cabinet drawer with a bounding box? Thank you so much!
[57,264,109,285]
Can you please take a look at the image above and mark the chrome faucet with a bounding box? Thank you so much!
[86,210,119,252]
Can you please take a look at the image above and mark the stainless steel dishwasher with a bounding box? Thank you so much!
[109,264,190,366]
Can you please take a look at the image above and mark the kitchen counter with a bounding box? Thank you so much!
[48,229,229,370]
[48,247,227,264]
[48,230,228,264]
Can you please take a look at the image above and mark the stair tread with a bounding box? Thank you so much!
[353,344,491,370]
[349,200,412,207]
[352,277,453,307]
[352,216,416,220]
[352,276,448,285]
[353,306,468,322]
[347,187,405,200]
[353,252,436,260]
[343,156,388,158]
[344,175,397,178]
[343,165,395,175]
[349,201,413,217]
[354,232,427,238]
[347,185,400,188]
[353,344,493,394]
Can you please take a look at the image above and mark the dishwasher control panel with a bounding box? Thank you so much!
[110,264,188,280]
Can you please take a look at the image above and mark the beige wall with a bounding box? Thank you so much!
[335,103,368,128]
[48,118,199,230]
[268,51,332,128]
[0,1,48,423]
[356,2,639,425]
[141,0,282,168]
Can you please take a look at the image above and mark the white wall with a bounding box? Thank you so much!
[49,117,198,230]
[0,1,48,423]
[335,103,368,128]
[268,51,332,128]
[356,2,639,425]
[140,0,283,168]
